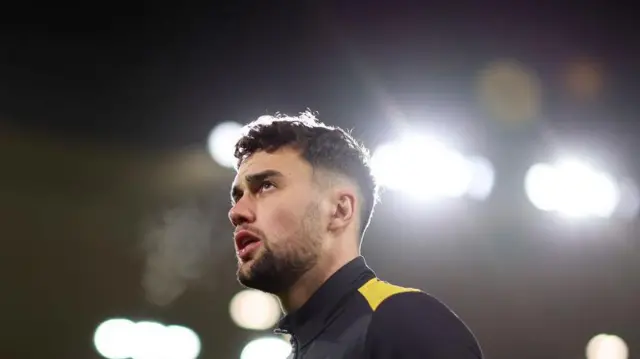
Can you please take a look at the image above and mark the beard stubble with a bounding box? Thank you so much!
[236,203,322,294]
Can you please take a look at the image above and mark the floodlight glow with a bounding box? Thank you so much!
[93,319,201,359]
[229,289,282,330]
[524,163,563,212]
[164,325,201,359]
[240,337,292,359]
[586,334,629,359]
[371,135,492,200]
[130,321,168,359]
[615,179,640,218]
[370,142,403,191]
[466,156,495,201]
[207,121,244,168]
[524,159,620,218]
[94,318,137,359]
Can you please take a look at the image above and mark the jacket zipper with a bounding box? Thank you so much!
[274,328,299,359]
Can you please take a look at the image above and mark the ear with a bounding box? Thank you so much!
[328,189,357,232]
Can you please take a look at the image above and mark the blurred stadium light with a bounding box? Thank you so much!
[614,179,640,219]
[229,289,282,330]
[93,318,200,359]
[586,334,629,359]
[565,58,604,101]
[476,59,541,124]
[240,336,292,359]
[524,158,624,218]
[207,121,244,169]
[371,134,495,201]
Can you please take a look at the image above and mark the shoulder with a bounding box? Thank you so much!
[357,277,422,311]
[356,277,454,318]
[358,278,464,328]
[358,278,483,358]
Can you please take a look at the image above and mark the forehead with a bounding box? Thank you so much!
[233,147,312,186]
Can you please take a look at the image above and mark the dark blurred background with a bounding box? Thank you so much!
[1,2,638,359]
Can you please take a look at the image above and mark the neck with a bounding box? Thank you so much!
[277,251,358,314]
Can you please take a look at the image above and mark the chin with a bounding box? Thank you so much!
[237,258,254,275]
[236,270,264,292]
[237,251,260,270]
[237,255,262,280]
[236,256,281,293]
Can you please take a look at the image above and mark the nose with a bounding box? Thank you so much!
[228,197,256,227]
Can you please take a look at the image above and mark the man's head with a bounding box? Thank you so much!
[228,111,378,294]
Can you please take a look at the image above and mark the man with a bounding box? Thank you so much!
[228,111,483,358]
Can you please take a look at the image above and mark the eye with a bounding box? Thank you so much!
[259,181,275,192]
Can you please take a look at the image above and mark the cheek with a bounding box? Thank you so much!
[271,208,302,240]
[260,200,306,241]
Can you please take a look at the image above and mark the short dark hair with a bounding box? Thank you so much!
[234,111,379,239]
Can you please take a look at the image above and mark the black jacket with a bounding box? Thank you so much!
[275,257,483,359]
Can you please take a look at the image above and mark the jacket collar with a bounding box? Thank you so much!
[275,256,376,348]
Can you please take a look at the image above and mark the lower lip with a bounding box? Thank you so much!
[238,241,262,261]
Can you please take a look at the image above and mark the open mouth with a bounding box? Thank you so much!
[237,234,260,251]
[235,231,263,261]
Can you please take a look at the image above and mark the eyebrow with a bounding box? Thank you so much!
[230,169,284,204]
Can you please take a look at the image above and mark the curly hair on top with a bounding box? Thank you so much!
[234,111,379,239]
